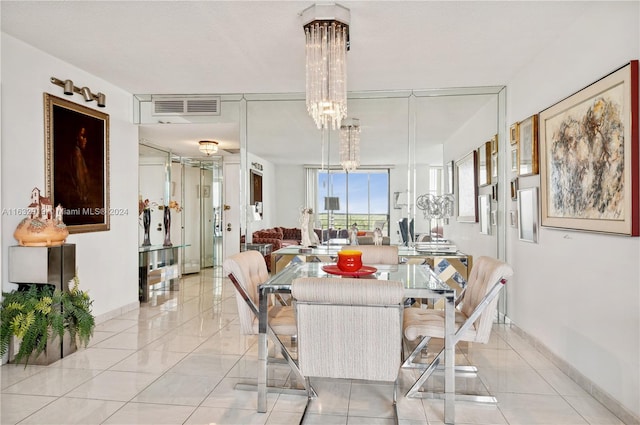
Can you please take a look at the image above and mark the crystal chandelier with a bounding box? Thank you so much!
[199,140,218,156]
[340,118,360,172]
[302,3,350,130]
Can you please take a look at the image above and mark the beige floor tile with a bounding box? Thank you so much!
[496,392,588,424]
[131,372,221,406]
[108,349,187,374]
[0,393,57,425]
[564,395,625,424]
[2,367,99,396]
[56,347,135,370]
[101,402,196,424]
[65,370,161,401]
[183,406,268,425]
[16,396,124,424]
[0,364,47,389]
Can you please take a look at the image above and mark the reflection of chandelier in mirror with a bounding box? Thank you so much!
[301,3,350,130]
[198,140,218,156]
[340,118,360,172]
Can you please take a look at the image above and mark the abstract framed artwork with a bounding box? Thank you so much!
[518,187,538,243]
[45,93,110,233]
[539,60,639,235]
[478,141,492,187]
[455,150,478,222]
[518,114,539,176]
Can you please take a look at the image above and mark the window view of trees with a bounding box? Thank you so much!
[317,170,389,233]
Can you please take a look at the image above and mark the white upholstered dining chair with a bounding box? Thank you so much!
[341,244,398,265]
[292,277,405,424]
[402,255,513,401]
[223,250,308,395]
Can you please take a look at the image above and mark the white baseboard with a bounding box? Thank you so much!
[94,301,140,324]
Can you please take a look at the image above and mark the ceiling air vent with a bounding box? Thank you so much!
[152,96,221,116]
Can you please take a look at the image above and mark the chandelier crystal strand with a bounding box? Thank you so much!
[305,20,348,130]
[340,118,360,172]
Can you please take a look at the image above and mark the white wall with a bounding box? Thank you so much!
[505,2,639,417]
[444,97,499,258]
[1,34,139,321]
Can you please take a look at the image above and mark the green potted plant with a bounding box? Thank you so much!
[0,276,95,366]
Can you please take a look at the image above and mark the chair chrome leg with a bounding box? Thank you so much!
[412,391,497,404]
[406,347,442,398]
[298,377,312,425]
[402,336,431,369]
[393,378,399,425]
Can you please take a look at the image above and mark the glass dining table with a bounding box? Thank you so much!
[257,261,460,424]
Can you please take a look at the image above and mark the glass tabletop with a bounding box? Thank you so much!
[261,262,454,299]
[271,245,465,258]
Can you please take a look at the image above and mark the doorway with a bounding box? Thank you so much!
[171,157,223,272]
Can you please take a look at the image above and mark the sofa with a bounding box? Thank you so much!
[245,227,305,271]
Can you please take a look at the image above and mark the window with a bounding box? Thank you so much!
[316,169,389,232]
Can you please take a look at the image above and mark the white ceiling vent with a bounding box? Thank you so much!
[152,96,221,116]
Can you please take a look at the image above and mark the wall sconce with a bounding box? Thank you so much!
[50,77,106,107]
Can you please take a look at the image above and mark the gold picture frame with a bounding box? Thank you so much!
[518,114,539,176]
[478,140,492,186]
[509,122,519,145]
[45,93,110,233]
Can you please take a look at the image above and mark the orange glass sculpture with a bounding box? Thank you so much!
[337,250,363,272]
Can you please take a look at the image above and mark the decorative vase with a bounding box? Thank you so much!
[142,209,151,246]
[163,207,172,246]
[337,250,362,272]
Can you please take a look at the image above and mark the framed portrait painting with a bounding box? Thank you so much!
[455,150,478,222]
[518,114,539,176]
[45,94,110,233]
[539,60,639,235]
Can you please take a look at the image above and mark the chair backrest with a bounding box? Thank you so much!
[292,277,404,382]
[342,245,398,265]
[458,256,513,343]
[222,250,270,335]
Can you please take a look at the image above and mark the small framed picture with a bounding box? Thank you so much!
[509,210,518,228]
[510,178,519,200]
[492,184,498,202]
[491,134,498,154]
[511,147,518,173]
[478,194,491,235]
[518,187,539,243]
[478,141,492,187]
[491,153,498,180]
[510,122,519,145]
[518,114,539,176]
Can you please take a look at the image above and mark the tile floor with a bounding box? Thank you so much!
[1,267,626,425]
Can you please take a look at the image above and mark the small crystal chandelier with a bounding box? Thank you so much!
[198,140,218,156]
[301,3,350,130]
[340,118,360,172]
